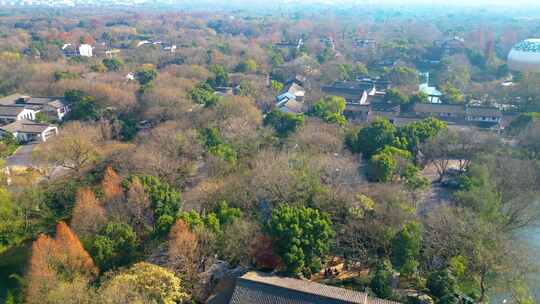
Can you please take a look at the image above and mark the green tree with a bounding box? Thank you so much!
[440,84,464,104]
[406,91,429,111]
[177,202,241,234]
[34,112,50,123]
[136,67,157,86]
[307,96,347,126]
[265,205,334,276]
[269,48,285,67]
[125,175,181,235]
[156,215,176,237]
[199,127,237,164]
[64,90,98,120]
[0,133,20,157]
[397,117,446,154]
[0,188,21,253]
[236,59,257,73]
[385,66,419,87]
[208,65,229,88]
[214,201,242,227]
[391,221,422,276]
[367,151,397,182]
[189,82,218,107]
[317,47,334,63]
[409,91,429,104]
[271,80,284,94]
[178,210,204,229]
[402,165,430,194]
[264,109,305,137]
[102,58,123,72]
[370,260,394,299]
[92,222,138,270]
[427,269,459,302]
[350,118,397,158]
[384,88,409,106]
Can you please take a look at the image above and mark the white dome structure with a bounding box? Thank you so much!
[508,39,540,73]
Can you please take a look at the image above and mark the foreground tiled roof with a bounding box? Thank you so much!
[229,272,401,304]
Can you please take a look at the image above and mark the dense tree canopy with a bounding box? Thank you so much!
[1,7,540,304]
[307,96,347,126]
[265,205,334,276]
[264,109,305,137]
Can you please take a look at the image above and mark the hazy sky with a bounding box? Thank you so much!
[276,0,540,7]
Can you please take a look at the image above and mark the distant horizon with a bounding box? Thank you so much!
[3,0,540,9]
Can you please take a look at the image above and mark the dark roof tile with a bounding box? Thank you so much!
[230,272,400,304]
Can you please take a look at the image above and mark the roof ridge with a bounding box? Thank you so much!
[240,272,376,303]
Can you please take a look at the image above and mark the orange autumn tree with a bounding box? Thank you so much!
[168,219,199,290]
[71,187,107,239]
[26,234,57,304]
[26,222,99,304]
[102,166,124,202]
[101,166,128,220]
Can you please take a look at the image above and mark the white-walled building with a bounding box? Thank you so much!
[78,44,93,57]
[0,94,70,121]
[0,94,67,144]
[0,120,58,143]
[61,43,93,57]
[0,106,37,124]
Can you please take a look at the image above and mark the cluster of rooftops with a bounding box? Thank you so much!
[0,94,69,143]
[274,75,506,129]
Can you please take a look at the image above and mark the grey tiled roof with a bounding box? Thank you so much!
[229,272,400,304]
[0,105,26,116]
[0,120,56,134]
[0,94,27,106]
[27,97,65,107]
[465,106,502,117]
[281,83,305,96]
[413,103,464,114]
[0,94,66,109]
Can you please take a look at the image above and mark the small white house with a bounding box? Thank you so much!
[0,120,58,143]
[79,44,93,57]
